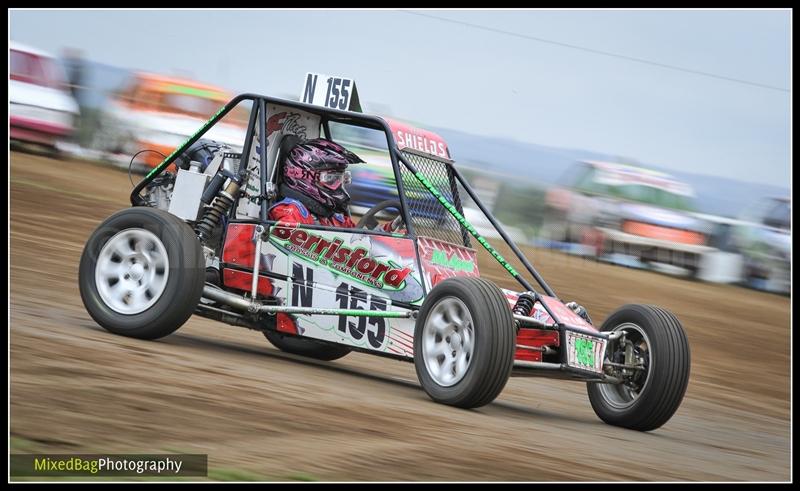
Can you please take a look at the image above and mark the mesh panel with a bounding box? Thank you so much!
[398,150,470,247]
[397,149,556,295]
[397,150,534,294]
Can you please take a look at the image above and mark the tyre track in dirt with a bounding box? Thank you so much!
[10,153,790,481]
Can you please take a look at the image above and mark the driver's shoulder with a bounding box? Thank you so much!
[270,197,311,216]
[268,197,316,224]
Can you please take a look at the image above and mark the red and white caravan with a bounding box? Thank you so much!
[79,77,690,431]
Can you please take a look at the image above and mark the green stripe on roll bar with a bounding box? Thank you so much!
[144,103,229,179]
[412,171,521,278]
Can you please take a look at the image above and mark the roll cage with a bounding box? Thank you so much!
[130,93,557,299]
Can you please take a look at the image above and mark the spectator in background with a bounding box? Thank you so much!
[61,47,94,148]
[62,48,85,101]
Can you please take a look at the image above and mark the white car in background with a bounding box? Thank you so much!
[10,41,80,154]
[463,207,529,244]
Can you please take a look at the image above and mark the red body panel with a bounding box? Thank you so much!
[515,329,560,362]
[276,313,298,334]
[221,224,272,297]
[222,268,273,297]
[222,223,257,268]
[417,236,479,289]
[539,295,598,331]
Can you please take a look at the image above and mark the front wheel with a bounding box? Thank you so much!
[79,207,205,339]
[414,277,515,409]
[587,304,690,431]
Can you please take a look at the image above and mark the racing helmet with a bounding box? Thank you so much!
[281,138,363,215]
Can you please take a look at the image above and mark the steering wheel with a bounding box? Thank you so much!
[356,200,404,232]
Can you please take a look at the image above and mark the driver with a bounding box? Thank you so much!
[268,138,396,231]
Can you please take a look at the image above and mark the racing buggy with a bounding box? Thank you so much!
[79,90,690,431]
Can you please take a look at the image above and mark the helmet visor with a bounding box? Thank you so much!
[317,170,351,190]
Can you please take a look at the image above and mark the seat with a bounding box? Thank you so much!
[271,133,303,193]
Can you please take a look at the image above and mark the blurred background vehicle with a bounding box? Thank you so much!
[10,41,80,156]
[542,160,713,276]
[734,197,791,294]
[91,72,248,169]
[6,36,788,295]
[463,206,528,243]
[329,122,398,215]
[331,121,452,226]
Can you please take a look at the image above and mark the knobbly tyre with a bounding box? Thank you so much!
[79,91,690,431]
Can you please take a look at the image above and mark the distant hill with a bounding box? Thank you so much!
[432,126,789,218]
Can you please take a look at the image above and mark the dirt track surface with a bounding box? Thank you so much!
[10,153,791,481]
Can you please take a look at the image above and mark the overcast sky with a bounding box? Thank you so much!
[10,9,791,188]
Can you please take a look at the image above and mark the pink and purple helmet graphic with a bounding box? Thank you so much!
[282,138,364,213]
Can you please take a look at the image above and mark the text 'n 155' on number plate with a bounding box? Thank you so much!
[566,331,607,373]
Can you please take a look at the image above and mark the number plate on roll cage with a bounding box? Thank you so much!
[566,331,607,373]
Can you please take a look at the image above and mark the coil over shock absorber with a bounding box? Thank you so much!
[196,176,241,243]
[512,291,537,317]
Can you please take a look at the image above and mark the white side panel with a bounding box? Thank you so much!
[235,104,320,219]
[261,226,422,357]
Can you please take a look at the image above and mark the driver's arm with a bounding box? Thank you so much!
[382,216,403,233]
[337,213,397,232]
[362,216,402,233]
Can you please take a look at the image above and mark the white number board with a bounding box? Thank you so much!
[301,72,362,112]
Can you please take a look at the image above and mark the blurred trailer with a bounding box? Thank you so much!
[10,41,80,153]
[542,161,716,277]
[690,212,747,284]
[93,72,248,169]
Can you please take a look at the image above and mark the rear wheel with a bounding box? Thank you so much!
[587,304,690,431]
[263,331,351,361]
[414,277,515,409]
[79,207,205,339]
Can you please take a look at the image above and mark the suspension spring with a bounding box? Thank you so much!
[512,291,537,317]
[196,179,240,243]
